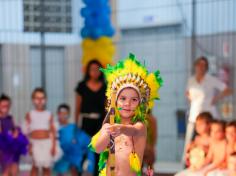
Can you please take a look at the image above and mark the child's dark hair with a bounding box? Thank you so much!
[211,119,226,130]
[230,152,236,157]
[31,87,47,99]
[84,59,104,82]
[196,112,213,124]
[226,120,236,129]
[57,103,70,114]
[0,94,11,103]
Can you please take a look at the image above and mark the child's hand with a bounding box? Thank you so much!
[105,124,122,137]
[51,145,56,156]
[12,129,19,138]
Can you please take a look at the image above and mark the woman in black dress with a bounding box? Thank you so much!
[75,60,106,176]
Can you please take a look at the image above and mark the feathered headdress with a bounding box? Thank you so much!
[101,53,163,117]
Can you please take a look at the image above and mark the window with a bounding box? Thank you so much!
[30,47,65,112]
[23,0,72,33]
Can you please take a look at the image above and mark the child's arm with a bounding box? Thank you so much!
[107,122,146,137]
[185,140,195,165]
[24,113,32,155]
[91,123,110,153]
[202,142,226,175]
[49,115,56,156]
[203,145,213,166]
[23,113,31,134]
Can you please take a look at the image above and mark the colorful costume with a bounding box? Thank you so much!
[25,110,62,168]
[88,53,163,176]
[54,124,95,174]
[0,115,29,170]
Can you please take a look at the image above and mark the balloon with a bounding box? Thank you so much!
[80,7,91,17]
[81,27,90,38]
[81,37,115,68]
[93,28,103,39]
[104,26,115,37]
[80,0,115,39]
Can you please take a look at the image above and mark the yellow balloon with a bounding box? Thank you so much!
[81,37,115,68]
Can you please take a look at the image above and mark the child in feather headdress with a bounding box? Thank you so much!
[88,53,163,176]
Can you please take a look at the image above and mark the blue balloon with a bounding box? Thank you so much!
[85,18,94,27]
[91,28,103,39]
[81,27,90,38]
[105,26,115,37]
[81,0,115,38]
[80,7,91,17]
[82,0,93,5]
[87,0,108,7]
[97,14,109,25]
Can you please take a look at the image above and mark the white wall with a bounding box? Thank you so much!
[117,0,183,29]
[117,0,236,35]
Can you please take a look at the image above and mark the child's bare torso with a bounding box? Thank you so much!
[211,139,227,167]
[106,134,146,176]
[194,135,210,152]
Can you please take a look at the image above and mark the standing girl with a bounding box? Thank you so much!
[25,88,61,176]
[89,54,163,176]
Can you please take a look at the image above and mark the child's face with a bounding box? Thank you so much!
[210,124,225,140]
[226,126,236,143]
[195,119,209,135]
[0,100,11,116]
[32,92,46,110]
[58,109,69,125]
[117,88,140,120]
[228,156,236,172]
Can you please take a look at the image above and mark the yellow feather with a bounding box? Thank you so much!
[99,167,107,176]
[129,152,141,174]
[89,131,101,152]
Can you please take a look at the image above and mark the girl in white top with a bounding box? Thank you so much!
[25,88,61,176]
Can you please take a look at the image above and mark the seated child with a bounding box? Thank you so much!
[88,54,163,176]
[201,120,227,176]
[186,112,212,170]
[208,121,236,176]
[175,112,212,176]
[226,121,236,159]
[228,152,236,176]
[0,94,28,176]
[54,104,95,176]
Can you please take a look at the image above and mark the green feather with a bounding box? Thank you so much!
[88,143,96,152]
[131,104,147,124]
[98,150,109,171]
[154,70,163,86]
